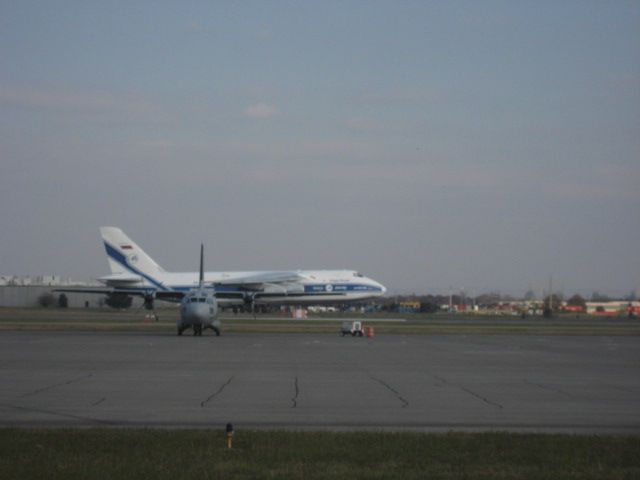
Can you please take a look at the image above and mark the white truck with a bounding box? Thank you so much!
[340,321,364,337]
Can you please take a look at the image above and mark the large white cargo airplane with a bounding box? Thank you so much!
[61,227,386,312]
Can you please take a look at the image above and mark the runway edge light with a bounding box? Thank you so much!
[226,422,234,449]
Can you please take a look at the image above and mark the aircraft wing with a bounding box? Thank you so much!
[254,291,346,299]
[53,287,185,303]
[54,286,118,296]
[97,273,144,287]
[210,271,305,288]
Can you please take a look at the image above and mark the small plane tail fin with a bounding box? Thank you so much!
[99,227,165,276]
[199,243,204,288]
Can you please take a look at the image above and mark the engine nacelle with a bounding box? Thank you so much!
[143,292,155,310]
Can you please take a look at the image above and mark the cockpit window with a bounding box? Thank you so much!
[198,297,206,303]
[190,297,198,303]
[354,272,364,277]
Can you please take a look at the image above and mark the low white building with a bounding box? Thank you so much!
[0,275,103,308]
[586,301,639,315]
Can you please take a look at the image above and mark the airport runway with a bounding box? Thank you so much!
[1,331,639,432]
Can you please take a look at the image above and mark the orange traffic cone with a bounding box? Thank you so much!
[367,326,375,338]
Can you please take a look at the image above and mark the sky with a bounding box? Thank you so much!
[1,1,639,297]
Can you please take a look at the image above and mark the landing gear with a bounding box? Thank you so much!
[177,323,220,337]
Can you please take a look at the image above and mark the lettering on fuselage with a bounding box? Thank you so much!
[305,284,379,293]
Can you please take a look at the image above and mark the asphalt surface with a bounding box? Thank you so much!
[1,331,639,432]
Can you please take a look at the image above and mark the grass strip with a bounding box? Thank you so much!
[0,429,638,480]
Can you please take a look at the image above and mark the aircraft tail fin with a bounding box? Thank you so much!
[199,244,204,288]
[99,227,165,276]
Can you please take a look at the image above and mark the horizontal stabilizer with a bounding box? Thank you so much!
[98,273,143,287]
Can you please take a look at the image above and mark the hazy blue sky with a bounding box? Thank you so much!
[1,1,639,296]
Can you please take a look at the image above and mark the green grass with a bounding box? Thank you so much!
[0,429,638,479]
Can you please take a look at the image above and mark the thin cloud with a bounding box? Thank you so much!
[243,102,279,119]
[0,84,114,111]
[256,28,273,41]
[344,116,380,132]
[0,84,161,118]
[136,140,176,149]
[358,87,443,105]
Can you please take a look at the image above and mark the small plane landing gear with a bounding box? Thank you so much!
[178,324,219,337]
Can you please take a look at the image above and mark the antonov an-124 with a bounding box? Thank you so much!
[57,227,386,335]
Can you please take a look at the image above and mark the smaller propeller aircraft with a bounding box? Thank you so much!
[178,244,221,336]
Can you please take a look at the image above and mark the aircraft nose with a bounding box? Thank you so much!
[183,303,208,321]
[369,278,386,295]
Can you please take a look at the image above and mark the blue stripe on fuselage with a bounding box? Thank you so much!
[304,284,382,293]
[104,283,380,295]
[103,242,168,291]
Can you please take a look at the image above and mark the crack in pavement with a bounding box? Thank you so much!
[291,376,299,408]
[433,375,448,387]
[201,376,234,407]
[20,374,94,398]
[525,380,572,398]
[91,397,106,407]
[459,386,504,409]
[432,374,503,410]
[370,375,409,408]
